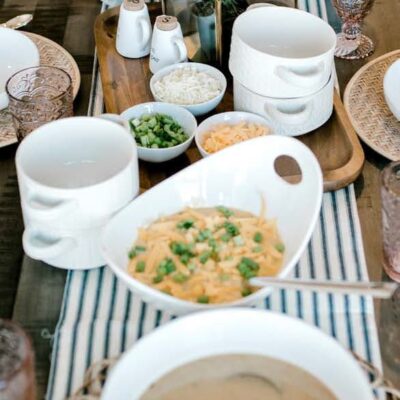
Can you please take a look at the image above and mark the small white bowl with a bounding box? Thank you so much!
[150,62,227,116]
[194,111,272,157]
[383,59,400,121]
[102,309,374,400]
[118,102,197,163]
[0,27,40,110]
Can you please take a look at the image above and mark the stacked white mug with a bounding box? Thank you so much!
[229,6,337,136]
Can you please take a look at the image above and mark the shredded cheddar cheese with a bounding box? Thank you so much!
[202,122,271,154]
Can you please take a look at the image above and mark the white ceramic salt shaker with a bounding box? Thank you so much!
[149,15,187,74]
[116,0,152,58]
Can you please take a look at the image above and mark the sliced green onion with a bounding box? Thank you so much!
[197,295,209,304]
[196,229,212,242]
[135,261,145,272]
[177,219,195,230]
[275,243,285,253]
[223,221,240,237]
[242,287,252,297]
[216,206,234,218]
[153,275,163,283]
[199,251,211,264]
[253,232,263,243]
[172,272,189,283]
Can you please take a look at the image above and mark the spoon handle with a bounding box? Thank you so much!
[249,277,398,299]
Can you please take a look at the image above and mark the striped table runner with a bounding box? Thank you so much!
[46,1,384,399]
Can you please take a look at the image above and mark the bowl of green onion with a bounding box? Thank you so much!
[120,102,197,163]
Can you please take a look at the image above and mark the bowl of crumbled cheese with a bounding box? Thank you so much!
[150,62,227,116]
[194,111,273,158]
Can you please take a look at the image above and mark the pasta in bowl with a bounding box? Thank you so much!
[101,135,323,315]
[127,206,284,304]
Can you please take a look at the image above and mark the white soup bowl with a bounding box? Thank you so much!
[16,117,139,269]
[102,309,374,400]
[229,7,336,98]
[0,27,40,110]
[234,74,334,136]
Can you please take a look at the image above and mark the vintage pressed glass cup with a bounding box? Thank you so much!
[0,320,36,400]
[381,161,400,282]
[6,66,73,141]
[332,0,375,60]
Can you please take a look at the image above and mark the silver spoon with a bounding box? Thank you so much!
[1,14,33,29]
[249,277,398,299]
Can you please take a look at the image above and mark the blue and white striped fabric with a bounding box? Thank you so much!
[46,1,384,399]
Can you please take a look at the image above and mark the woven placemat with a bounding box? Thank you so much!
[0,32,81,148]
[344,50,400,161]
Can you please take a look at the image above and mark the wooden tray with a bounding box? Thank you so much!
[94,5,364,192]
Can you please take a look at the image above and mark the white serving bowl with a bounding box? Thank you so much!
[0,27,40,110]
[234,74,334,136]
[101,309,374,400]
[150,62,227,116]
[101,135,323,315]
[105,102,198,163]
[383,59,400,121]
[229,7,336,98]
[194,111,272,157]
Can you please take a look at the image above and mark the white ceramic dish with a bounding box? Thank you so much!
[194,111,272,157]
[101,308,374,400]
[234,74,334,137]
[383,59,400,121]
[0,27,40,110]
[105,102,197,163]
[101,135,323,315]
[16,117,139,270]
[150,62,227,116]
[229,7,336,98]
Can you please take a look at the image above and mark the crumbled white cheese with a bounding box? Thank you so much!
[153,67,222,105]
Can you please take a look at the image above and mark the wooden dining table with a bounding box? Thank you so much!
[0,0,399,398]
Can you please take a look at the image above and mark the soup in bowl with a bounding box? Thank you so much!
[101,309,374,400]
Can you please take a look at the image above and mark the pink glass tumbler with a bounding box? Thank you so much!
[381,161,400,282]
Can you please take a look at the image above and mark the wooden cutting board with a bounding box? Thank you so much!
[94,4,364,192]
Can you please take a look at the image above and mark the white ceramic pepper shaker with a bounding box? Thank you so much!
[116,0,152,58]
[149,15,187,74]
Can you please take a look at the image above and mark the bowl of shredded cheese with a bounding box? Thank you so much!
[150,62,227,116]
[194,111,272,157]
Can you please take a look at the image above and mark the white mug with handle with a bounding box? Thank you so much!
[116,0,152,58]
[149,15,187,74]
[16,116,139,270]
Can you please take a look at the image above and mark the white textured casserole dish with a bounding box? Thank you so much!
[101,135,323,315]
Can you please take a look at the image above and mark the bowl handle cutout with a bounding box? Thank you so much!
[274,155,302,185]
[264,101,313,125]
[275,62,325,89]
[22,228,77,260]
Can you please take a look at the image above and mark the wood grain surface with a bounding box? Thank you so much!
[0,0,399,398]
[94,4,365,192]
